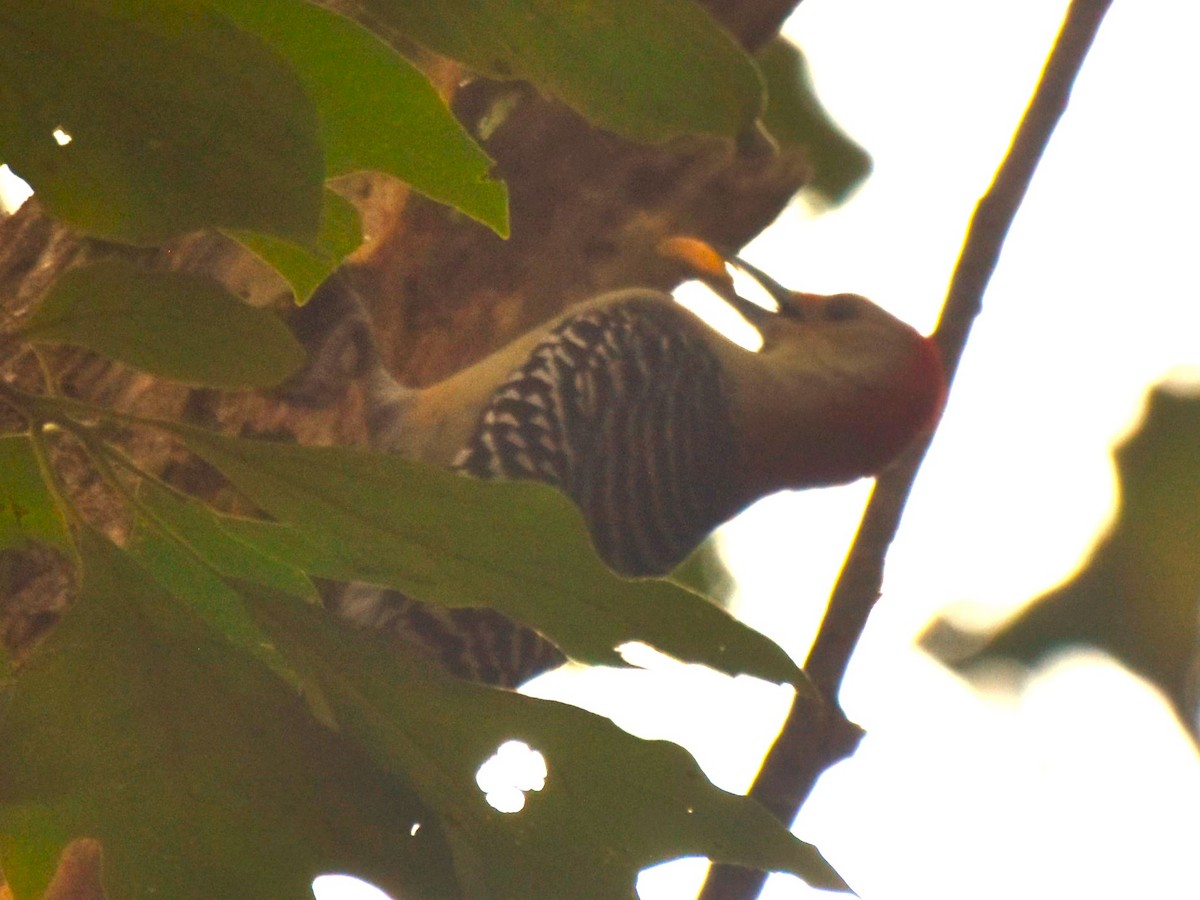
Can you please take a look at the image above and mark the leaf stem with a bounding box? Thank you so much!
[52,416,141,515]
[697,1,1115,896]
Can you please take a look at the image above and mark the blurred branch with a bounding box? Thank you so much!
[698,1,1115,897]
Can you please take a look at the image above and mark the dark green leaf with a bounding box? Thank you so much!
[362,0,763,142]
[230,188,362,304]
[204,0,509,235]
[20,258,304,388]
[0,0,323,244]
[0,529,457,899]
[125,478,318,691]
[923,386,1200,738]
[125,523,303,695]
[0,435,71,555]
[169,426,809,688]
[757,39,871,206]
[251,586,848,898]
[133,479,317,601]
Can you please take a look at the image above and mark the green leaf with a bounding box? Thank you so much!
[0,0,323,245]
[203,0,509,236]
[169,426,809,689]
[250,586,848,898]
[125,478,319,691]
[923,386,1200,738]
[362,0,763,142]
[0,529,457,899]
[125,524,303,695]
[133,479,317,602]
[230,188,362,304]
[756,39,871,206]
[20,258,304,388]
[0,435,71,555]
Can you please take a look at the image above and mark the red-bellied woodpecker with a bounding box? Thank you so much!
[291,238,946,685]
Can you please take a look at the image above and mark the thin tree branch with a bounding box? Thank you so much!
[698,1,1114,896]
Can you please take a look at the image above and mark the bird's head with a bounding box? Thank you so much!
[660,236,947,494]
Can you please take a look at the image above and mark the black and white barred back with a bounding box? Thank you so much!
[454,297,735,576]
[336,297,736,687]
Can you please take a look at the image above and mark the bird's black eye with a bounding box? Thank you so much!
[824,294,862,322]
[778,300,806,321]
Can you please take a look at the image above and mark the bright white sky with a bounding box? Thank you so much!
[535,2,1200,899]
[6,2,1196,899]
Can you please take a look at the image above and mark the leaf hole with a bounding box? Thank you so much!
[476,739,547,813]
[311,873,393,899]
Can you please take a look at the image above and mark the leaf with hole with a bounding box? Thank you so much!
[0,0,323,244]
[250,585,849,898]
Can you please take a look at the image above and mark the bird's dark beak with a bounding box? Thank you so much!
[728,255,793,311]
